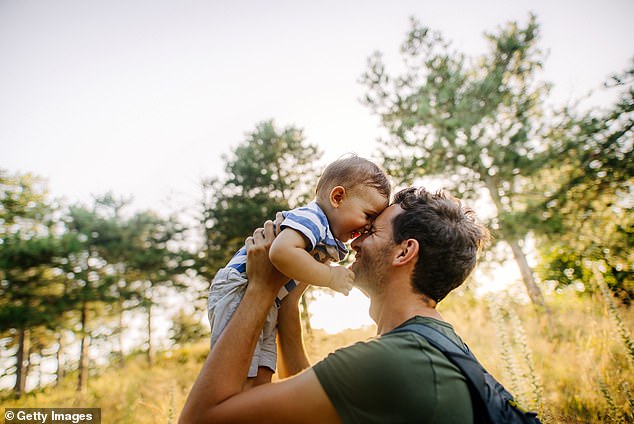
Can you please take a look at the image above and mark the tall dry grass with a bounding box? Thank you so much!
[1,289,632,423]
[440,287,634,423]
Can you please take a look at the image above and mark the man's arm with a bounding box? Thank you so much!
[277,281,311,378]
[179,222,341,424]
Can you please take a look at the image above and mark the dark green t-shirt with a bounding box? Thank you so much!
[313,316,473,424]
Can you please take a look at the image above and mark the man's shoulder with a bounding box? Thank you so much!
[328,317,469,372]
[313,324,473,423]
[315,328,442,372]
[313,336,423,397]
[392,316,468,351]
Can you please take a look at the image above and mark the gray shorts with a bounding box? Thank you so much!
[207,267,278,377]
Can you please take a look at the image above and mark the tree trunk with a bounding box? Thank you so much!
[300,294,312,335]
[508,239,546,307]
[55,332,64,386]
[118,304,126,368]
[483,175,545,307]
[57,279,68,385]
[146,300,153,367]
[13,327,28,398]
[77,301,88,393]
[25,345,34,389]
[33,351,41,390]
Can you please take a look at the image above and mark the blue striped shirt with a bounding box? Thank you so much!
[225,202,348,304]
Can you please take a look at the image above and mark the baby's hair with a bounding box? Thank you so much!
[315,154,391,200]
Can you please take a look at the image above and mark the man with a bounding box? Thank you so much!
[180,187,490,423]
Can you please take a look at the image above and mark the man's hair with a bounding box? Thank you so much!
[315,154,391,200]
[391,187,490,303]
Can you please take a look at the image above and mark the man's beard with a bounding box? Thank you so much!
[352,244,392,296]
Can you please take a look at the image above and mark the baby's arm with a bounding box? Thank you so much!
[269,228,353,295]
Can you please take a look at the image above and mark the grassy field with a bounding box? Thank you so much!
[2,290,632,423]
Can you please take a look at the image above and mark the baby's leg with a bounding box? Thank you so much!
[208,268,247,349]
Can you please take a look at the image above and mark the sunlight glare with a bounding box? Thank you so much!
[309,288,373,334]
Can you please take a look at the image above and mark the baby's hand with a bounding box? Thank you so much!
[328,266,354,296]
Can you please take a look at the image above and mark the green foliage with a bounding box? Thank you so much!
[62,197,190,308]
[168,309,209,347]
[226,121,319,203]
[124,210,189,288]
[0,171,76,395]
[0,171,194,395]
[533,62,633,300]
[361,15,550,304]
[64,198,191,370]
[362,14,549,233]
[199,120,322,277]
[0,170,52,226]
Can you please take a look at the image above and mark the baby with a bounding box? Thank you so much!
[207,154,391,385]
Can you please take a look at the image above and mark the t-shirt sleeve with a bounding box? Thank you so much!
[281,207,327,251]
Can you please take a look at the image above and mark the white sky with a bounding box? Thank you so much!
[1,0,633,332]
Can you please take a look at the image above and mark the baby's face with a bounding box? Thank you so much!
[331,187,389,242]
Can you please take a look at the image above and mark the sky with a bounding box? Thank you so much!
[1,0,633,333]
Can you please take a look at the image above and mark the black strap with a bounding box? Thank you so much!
[389,322,489,413]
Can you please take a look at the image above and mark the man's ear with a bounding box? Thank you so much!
[329,186,346,208]
[392,239,419,267]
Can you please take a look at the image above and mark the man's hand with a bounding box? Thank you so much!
[328,266,354,296]
[245,220,288,294]
[274,211,284,236]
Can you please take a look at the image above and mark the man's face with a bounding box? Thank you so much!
[349,204,403,294]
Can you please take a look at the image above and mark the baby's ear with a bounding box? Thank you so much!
[329,186,346,208]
